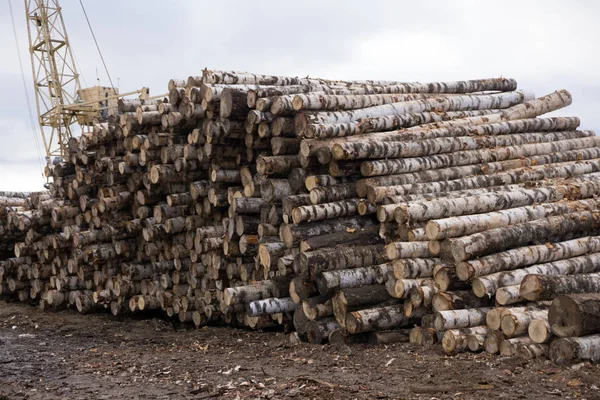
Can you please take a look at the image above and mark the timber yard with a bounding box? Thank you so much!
[1,1,600,399]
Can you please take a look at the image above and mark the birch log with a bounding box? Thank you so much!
[426,199,599,240]
[433,308,492,331]
[520,273,600,301]
[345,304,408,334]
[457,236,600,281]
[550,335,600,364]
[448,211,600,263]
[472,252,600,298]
[548,294,600,337]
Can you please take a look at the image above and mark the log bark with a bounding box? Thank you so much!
[472,252,600,298]
[520,273,600,301]
[432,290,491,312]
[433,308,492,331]
[548,293,600,337]
[297,244,388,280]
[500,309,548,338]
[449,211,600,263]
[345,304,408,334]
[457,236,600,281]
[306,317,339,344]
[549,335,600,364]
[426,199,599,241]
[495,285,523,306]
[247,297,297,316]
[332,285,392,328]
[393,258,441,279]
[442,326,489,354]
[316,263,393,295]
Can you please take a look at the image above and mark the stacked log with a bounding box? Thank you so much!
[2,70,600,364]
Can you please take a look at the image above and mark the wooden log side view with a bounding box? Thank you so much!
[345,304,408,334]
[298,91,527,128]
[495,285,524,306]
[457,236,600,281]
[366,159,600,202]
[432,290,491,312]
[246,297,297,316]
[292,93,455,112]
[550,335,600,365]
[292,199,365,224]
[433,308,493,331]
[385,241,434,260]
[306,318,339,344]
[400,90,572,137]
[299,226,382,252]
[500,309,548,338]
[360,134,599,177]
[448,211,600,263]
[302,296,333,321]
[397,187,564,224]
[280,216,374,248]
[548,294,600,338]
[298,245,388,279]
[426,199,600,241]
[472,252,600,298]
[442,326,489,354]
[315,263,393,294]
[332,285,392,328]
[528,318,554,344]
[333,128,592,161]
[223,281,275,306]
[305,109,502,139]
[386,278,436,299]
[393,258,441,280]
[520,273,600,301]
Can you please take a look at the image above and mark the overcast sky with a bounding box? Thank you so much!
[1,0,599,191]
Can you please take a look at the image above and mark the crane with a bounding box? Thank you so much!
[23,0,148,162]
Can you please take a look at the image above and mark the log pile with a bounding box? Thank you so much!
[1,69,600,364]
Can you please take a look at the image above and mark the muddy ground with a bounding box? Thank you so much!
[0,300,599,399]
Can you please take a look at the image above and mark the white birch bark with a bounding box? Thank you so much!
[449,211,600,263]
[433,308,493,331]
[457,236,600,281]
[426,199,600,240]
[472,252,600,298]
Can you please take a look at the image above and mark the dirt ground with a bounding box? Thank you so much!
[0,300,599,400]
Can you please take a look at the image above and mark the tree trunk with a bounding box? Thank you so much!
[393,258,442,279]
[433,308,492,331]
[472,252,600,298]
[280,216,373,248]
[500,309,548,338]
[495,285,523,305]
[550,335,600,364]
[298,244,388,280]
[517,343,549,360]
[386,277,436,299]
[426,199,599,241]
[442,326,489,354]
[520,273,600,301]
[345,304,408,334]
[246,297,297,316]
[299,91,526,127]
[548,293,600,337]
[449,211,600,263]
[432,290,491,312]
[332,285,392,328]
[457,236,600,281]
[316,263,393,294]
[399,187,564,224]
[306,317,339,344]
[385,241,434,260]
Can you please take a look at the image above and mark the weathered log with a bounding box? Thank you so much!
[426,199,599,241]
[495,285,524,306]
[433,308,492,331]
[549,335,600,364]
[500,309,548,338]
[442,326,489,354]
[246,297,297,316]
[306,317,339,344]
[432,290,491,312]
[345,304,408,334]
[549,294,600,338]
[316,263,393,294]
[472,252,600,298]
[449,211,600,263]
[521,273,600,301]
[332,285,392,328]
[457,236,600,281]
